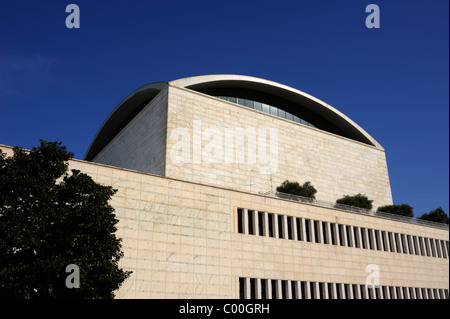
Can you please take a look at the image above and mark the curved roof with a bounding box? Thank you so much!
[84,75,381,161]
[171,75,381,149]
[84,82,167,161]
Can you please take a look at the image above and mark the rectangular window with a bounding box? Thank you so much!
[367,229,374,249]
[376,287,382,299]
[278,109,286,118]
[424,238,431,256]
[393,233,399,252]
[437,240,443,258]
[442,240,448,259]
[336,284,342,299]
[445,240,450,258]
[319,282,325,299]
[291,281,297,299]
[389,232,395,252]
[239,278,245,299]
[258,212,264,236]
[328,283,334,299]
[344,284,351,299]
[353,227,360,248]
[250,278,256,299]
[321,222,328,244]
[268,213,274,238]
[397,233,404,253]
[398,287,404,299]
[285,112,293,121]
[408,287,414,299]
[423,237,428,256]
[400,234,407,254]
[366,287,373,299]
[262,103,270,113]
[228,96,236,103]
[300,282,307,299]
[405,234,412,254]
[383,286,390,299]
[416,237,422,256]
[407,235,414,254]
[373,230,380,250]
[415,287,421,299]
[261,279,267,299]
[381,231,388,252]
[343,225,349,246]
[310,282,316,300]
[305,219,311,242]
[377,230,383,251]
[411,236,417,255]
[344,226,350,247]
[271,280,277,299]
[360,228,367,249]
[314,220,320,243]
[237,98,246,106]
[361,229,367,249]
[270,105,278,116]
[366,228,371,249]
[281,280,287,299]
[248,210,254,235]
[244,99,254,109]
[389,286,396,299]
[353,285,360,299]
[430,239,436,257]
[287,216,293,240]
[418,288,424,299]
[296,218,302,241]
[330,223,336,245]
[237,208,243,233]
[278,215,283,239]
[427,288,433,299]
[254,101,262,111]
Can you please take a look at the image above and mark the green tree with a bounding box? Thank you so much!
[0,140,131,299]
[335,193,373,210]
[276,180,317,199]
[377,204,414,218]
[417,207,449,225]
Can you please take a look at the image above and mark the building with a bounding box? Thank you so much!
[2,74,448,299]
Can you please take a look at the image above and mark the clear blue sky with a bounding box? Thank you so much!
[0,0,448,218]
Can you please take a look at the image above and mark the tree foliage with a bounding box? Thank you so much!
[377,204,414,218]
[417,207,449,225]
[0,140,131,299]
[276,180,317,199]
[335,193,373,210]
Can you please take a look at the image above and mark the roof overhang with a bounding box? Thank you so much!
[84,82,167,161]
[85,74,382,161]
[171,75,381,149]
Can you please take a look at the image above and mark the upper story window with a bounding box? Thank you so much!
[196,86,351,139]
[215,95,317,128]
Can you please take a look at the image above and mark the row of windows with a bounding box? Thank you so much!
[237,208,450,259]
[215,95,316,128]
[239,277,449,299]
